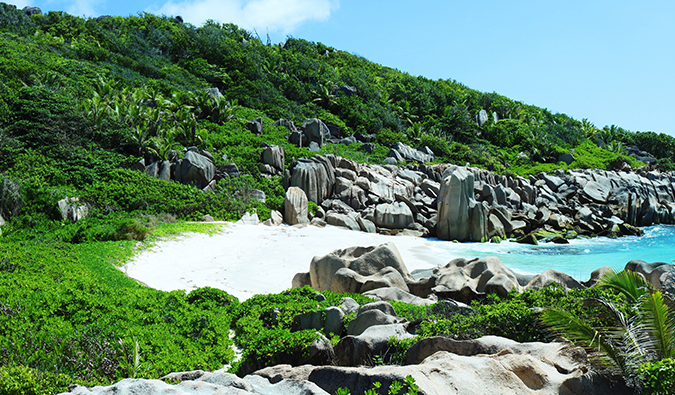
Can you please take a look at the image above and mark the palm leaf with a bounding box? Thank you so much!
[598,269,649,303]
[541,308,626,374]
[640,291,675,359]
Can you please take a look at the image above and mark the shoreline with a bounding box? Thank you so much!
[122,222,675,301]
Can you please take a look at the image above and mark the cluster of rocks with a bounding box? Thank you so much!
[292,242,600,306]
[64,336,629,395]
[278,150,675,243]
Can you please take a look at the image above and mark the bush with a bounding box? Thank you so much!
[639,358,675,395]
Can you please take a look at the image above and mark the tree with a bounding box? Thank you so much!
[542,270,675,389]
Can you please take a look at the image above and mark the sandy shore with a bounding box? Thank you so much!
[122,223,459,301]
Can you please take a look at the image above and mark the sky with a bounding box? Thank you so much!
[8,0,675,137]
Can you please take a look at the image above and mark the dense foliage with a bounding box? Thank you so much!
[0,3,673,393]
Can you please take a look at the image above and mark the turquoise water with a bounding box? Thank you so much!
[424,225,675,281]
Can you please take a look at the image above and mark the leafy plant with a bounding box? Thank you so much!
[542,269,675,389]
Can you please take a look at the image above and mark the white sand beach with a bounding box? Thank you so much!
[122,223,459,301]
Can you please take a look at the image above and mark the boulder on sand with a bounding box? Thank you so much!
[284,187,309,225]
[437,166,489,242]
[292,242,415,294]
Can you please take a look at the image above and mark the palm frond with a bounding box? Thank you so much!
[598,269,649,303]
[541,308,627,374]
[640,291,675,359]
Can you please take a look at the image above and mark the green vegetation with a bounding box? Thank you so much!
[542,270,675,391]
[0,3,673,393]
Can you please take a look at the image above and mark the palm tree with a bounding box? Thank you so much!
[541,269,675,388]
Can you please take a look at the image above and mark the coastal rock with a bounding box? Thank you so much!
[261,144,285,172]
[373,201,414,229]
[295,242,414,294]
[300,118,331,148]
[363,287,437,306]
[284,187,309,225]
[437,166,489,242]
[336,323,413,366]
[290,156,336,203]
[246,117,263,135]
[625,259,675,289]
[253,336,631,395]
[525,269,584,290]
[431,256,521,303]
[346,302,404,336]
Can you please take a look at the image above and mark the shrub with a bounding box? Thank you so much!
[639,358,675,395]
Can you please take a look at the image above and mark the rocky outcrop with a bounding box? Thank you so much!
[284,187,309,225]
[260,143,285,176]
[284,153,675,241]
[64,369,332,395]
[57,197,89,222]
[437,166,489,242]
[293,242,415,294]
[174,149,215,189]
[625,259,675,290]
[254,336,631,395]
[430,257,521,303]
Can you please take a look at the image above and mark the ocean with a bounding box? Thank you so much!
[418,225,675,281]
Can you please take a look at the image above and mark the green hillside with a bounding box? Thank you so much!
[0,5,673,393]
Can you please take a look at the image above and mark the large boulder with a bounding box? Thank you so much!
[625,259,675,289]
[294,242,415,294]
[336,323,413,366]
[437,166,489,242]
[373,201,414,229]
[388,142,435,163]
[525,269,584,290]
[261,144,285,172]
[300,118,331,148]
[254,336,630,395]
[431,256,521,303]
[63,370,331,395]
[284,187,309,225]
[290,156,336,203]
[175,150,215,189]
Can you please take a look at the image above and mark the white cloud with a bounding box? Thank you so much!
[65,0,102,17]
[149,0,338,34]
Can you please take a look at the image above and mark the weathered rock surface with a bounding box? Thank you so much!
[625,259,675,289]
[293,242,414,294]
[57,197,89,222]
[437,166,489,242]
[254,336,631,395]
[284,187,309,225]
[431,256,521,303]
[175,150,215,189]
[64,369,331,395]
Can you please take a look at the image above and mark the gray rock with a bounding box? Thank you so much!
[298,242,414,294]
[625,259,675,289]
[363,287,437,306]
[301,118,331,148]
[437,166,489,242]
[290,157,336,203]
[325,212,360,231]
[389,142,434,163]
[237,212,259,225]
[262,210,283,226]
[253,335,629,395]
[476,109,489,127]
[373,201,414,229]
[57,197,89,222]
[261,144,285,172]
[22,6,42,15]
[284,187,309,225]
[175,150,215,189]
[276,118,297,133]
[337,323,413,365]
[525,269,584,290]
[431,256,521,303]
[558,153,575,165]
[356,216,377,233]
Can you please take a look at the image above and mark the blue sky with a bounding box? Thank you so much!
[9,0,675,137]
